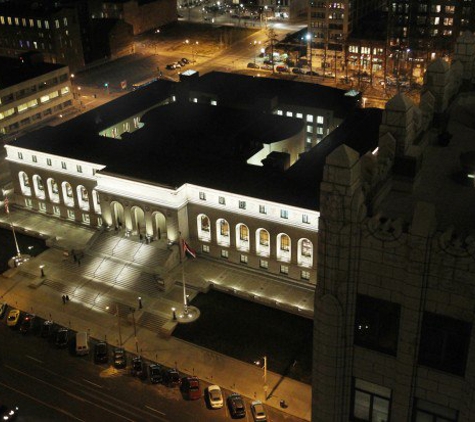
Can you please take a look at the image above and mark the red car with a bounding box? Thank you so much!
[182,376,201,400]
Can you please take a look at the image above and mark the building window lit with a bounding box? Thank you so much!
[352,378,391,422]
[296,113,303,119]
[221,249,228,259]
[211,100,217,106]
[317,115,324,124]
[67,209,75,220]
[202,244,210,253]
[53,205,60,216]
[302,214,309,224]
[240,255,248,264]
[286,111,293,117]
[301,270,310,280]
[280,265,289,274]
[199,191,206,200]
[306,114,313,123]
[277,110,283,116]
[307,125,313,133]
[413,399,458,422]
[259,260,268,269]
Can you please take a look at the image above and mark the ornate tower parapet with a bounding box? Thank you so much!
[422,58,451,114]
[312,145,367,422]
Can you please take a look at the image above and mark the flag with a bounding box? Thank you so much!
[4,196,9,214]
[183,240,196,258]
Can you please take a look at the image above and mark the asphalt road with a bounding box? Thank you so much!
[0,311,302,422]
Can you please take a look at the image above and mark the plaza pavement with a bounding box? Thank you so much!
[0,208,313,421]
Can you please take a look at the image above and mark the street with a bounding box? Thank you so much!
[0,316,302,421]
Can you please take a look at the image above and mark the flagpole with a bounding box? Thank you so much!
[4,195,21,258]
[180,233,188,315]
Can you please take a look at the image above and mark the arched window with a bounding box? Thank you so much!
[277,233,291,262]
[33,175,45,199]
[197,214,211,242]
[236,223,250,251]
[62,182,74,207]
[298,238,313,267]
[216,218,230,246]
[48,178,60,203]
[76,185,90,210]
[256,228,270,257]
[19,172,32,196]
[92,189,101,214]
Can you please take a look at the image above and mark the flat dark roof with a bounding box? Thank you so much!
[0,56,67,88]
[10,77,381,211]
[187,71,360,118]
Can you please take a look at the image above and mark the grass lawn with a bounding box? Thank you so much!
[173,289,313,384]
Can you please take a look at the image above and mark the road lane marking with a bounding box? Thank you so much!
[81,378,103,389]
[25,355,43,363]
[145,405,166,416]
[0,381,86,422]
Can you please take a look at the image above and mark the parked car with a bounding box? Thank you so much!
[181,57,190,64]
[94,342,108,364]
[113,347,126,369]
[207,384,224,409]
[306,70,321,76]
[247,62,259,69]
[260,64,273,70]
[166,63,176,70]
[250,400,267,421]
[41,320,54,338]
[227,393,246,418]
[6,309,20,327]
[179,59,187,66]
[291,67,305,74]
[149,364,162,384]
[0,302,7,319]
[181,376,201,400]
[0,403,19,421]
[55,328,69,348]
[163,368,181,387]
[19,314,35,334]
[275,65,289,73]
[132,356,145,378]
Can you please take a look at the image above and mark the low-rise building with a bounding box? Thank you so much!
[0,54,73,140]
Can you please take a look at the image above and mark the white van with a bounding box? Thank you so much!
[76,332,90,356]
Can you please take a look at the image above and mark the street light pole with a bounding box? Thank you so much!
[263,355,268,401]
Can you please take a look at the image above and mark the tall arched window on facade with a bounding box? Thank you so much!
[236,223,250,251]
[298,238,313,267]
[256,228,270,257]
[33,175,45,199]
[62,182,74,207]
[76,185,90,210]
[277,233,291,262]
[19,171,32,196]
[197,214,211,242]
[92,189,101,214]
[47,178,60,203]
[216,218,230,246]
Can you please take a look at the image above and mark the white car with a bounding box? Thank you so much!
[251,400,267,421]
[207,384,224,409]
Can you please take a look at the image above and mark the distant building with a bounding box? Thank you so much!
[312,34,475,422]
[0,0,136,72]
[89,0,178,35]
[0,54,73,140]
[3,73,368,290]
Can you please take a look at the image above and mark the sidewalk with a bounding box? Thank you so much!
[0,208,312,421]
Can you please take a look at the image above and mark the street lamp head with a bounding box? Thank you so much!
[171,307,176,312]
[306,33,311,41]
